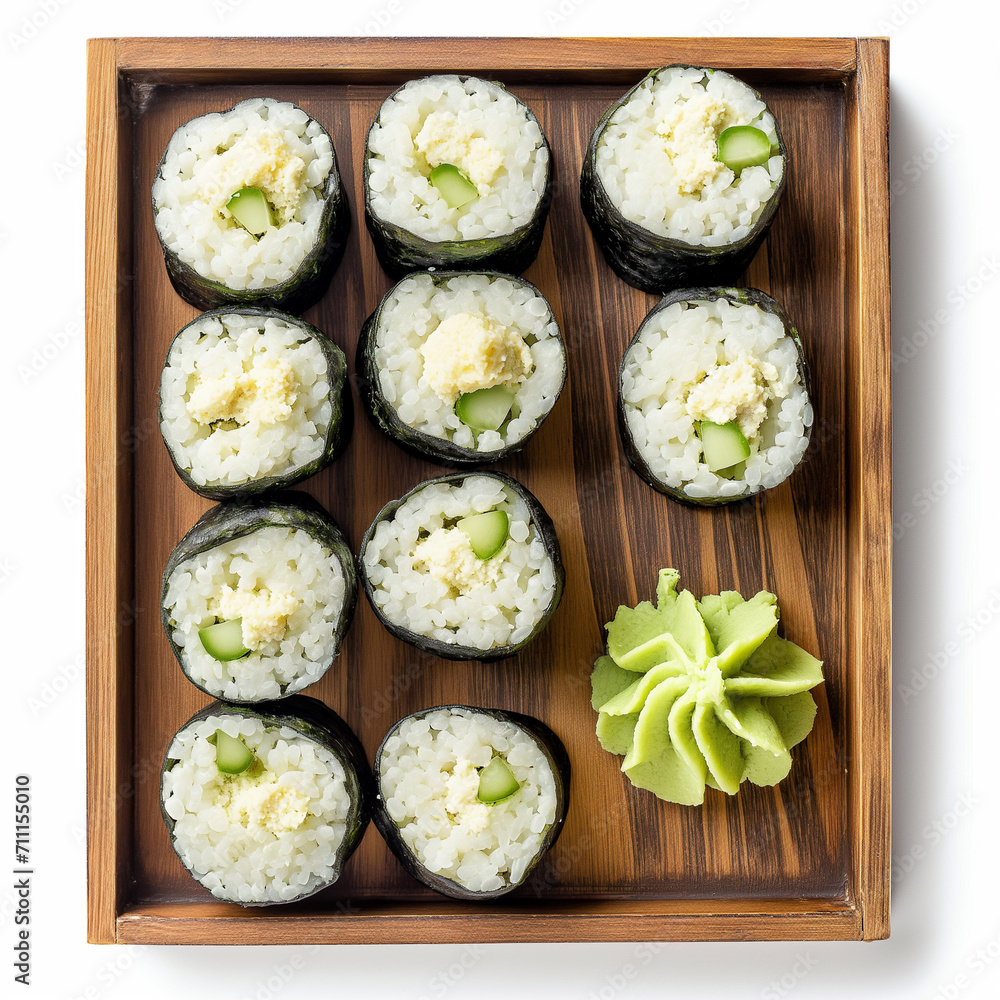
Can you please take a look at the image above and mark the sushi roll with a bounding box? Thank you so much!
[581,66,786,294]
[152,98,349,314]
[372,705,569,900]
[356,271,567,465]
[360,472,563,660]
[161,493,357,703]
[364,75,552,278]
[158,308,351,500]
[160,697,371,905]
[618,287,811,505]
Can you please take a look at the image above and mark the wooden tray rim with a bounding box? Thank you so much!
[85,35,891,946]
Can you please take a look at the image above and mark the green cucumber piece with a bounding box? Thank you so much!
[700,420,751,473]
[454,385,517,432]
[456,509,509,560]
[428,163,479,210]
[199,618,250,661]
[214,730,255,774]
[716,126,771,172]
[715,460,747,481]
[477,755,520,803]
[226,187,274,236]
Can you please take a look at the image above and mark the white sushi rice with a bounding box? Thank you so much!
[595,66,784,247]
[162,712,351,904]
[366,75,549,242]
[363,476,556,651]
[379,707,557,892]
[163,526,347,701]
[153,98,334,290]
[159,312,333,491]
[620,297,811,500]
[374,273,564,453]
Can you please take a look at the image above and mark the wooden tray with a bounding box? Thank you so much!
[85,36,891,945]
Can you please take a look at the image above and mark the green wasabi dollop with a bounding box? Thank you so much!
[591,569,824,806]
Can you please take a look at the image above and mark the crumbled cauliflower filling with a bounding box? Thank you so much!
[219,771,311,835]
[211,586,300,650]
[442,759,491,835]
[685,353,783,440]
[192,128,306,225]
[412,527,505,593]
[419,312,533,404]
[186,355,298,426]
[414,111,504,192]
[656,93,736,195]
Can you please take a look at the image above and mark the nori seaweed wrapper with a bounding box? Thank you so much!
[356,271,566,466]
[580,66,786,294]
[363,78,553,278]
[161,492,357,701]
[372,705,570,901]
[359,471,564,660]
[617,286,810,507]
[160,696,371,906]
[158,307,351,500]
[152,99,350,314]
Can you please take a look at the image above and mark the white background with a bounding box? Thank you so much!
[0,0,991,997]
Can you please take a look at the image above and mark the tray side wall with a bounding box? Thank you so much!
[117,899,859,945]
[85,37,134,945]
[109,35,859,83]
[845,37,892,942]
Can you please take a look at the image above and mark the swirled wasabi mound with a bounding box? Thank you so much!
[590,569,823,806]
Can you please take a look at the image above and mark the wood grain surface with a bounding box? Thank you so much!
[86,36,890,944]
